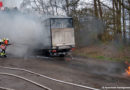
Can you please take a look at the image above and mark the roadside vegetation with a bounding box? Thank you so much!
[73,43,130,62]
[70,0,130,62]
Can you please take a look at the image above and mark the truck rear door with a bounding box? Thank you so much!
[51,18,75,49]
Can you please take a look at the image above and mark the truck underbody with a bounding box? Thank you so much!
[35,46,74,57]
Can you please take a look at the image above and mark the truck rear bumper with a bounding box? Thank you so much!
[49,47,74,57]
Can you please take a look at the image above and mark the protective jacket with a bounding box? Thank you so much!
[0,44,6,50]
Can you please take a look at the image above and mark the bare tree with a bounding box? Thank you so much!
[122,0,126,42]
[94,0,98,17]
[97,0,102,19]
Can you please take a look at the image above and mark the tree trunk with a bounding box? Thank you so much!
[97,0,103,19]
[94,0,98,17]
[65,0,69,15]
[112,0,116,35]
[128,12,130,40]
[122,0,126,43]
[54,0,58,15]
[115,0,121,34]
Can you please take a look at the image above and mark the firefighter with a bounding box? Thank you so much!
[0,38,9,57]
[0,42,6,57]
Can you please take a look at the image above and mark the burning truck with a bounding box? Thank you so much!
[0,5,75,57]
[36,17,75,57]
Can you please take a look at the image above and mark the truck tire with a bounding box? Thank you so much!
[59,54,65,57]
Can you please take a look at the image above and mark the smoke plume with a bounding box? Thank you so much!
[0,11,48,57]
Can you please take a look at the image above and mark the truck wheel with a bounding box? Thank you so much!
[45,52,50,57]
[59,54,65,57]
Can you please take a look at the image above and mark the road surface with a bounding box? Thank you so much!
[0,56,129,90]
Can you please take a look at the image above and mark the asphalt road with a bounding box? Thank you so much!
[0,56,129,90]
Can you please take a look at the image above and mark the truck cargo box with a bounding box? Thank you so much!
[41,17,75,56]
[42,17,75,50]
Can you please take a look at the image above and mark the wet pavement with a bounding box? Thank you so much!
[0,56,129,90]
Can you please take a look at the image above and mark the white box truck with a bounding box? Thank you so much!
[40,17,75,57]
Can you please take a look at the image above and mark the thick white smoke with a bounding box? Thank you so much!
[0,11,48,57]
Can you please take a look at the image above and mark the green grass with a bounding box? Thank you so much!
[94,56,122,62]
[73,52,130,62]
[73,45,130,62]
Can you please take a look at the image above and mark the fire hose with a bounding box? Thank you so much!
[0,87,15,90]
[0,66,99,90]
[0,72,52,90]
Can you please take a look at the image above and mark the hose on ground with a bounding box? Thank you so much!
[0,87,15,90]
[0,66,99,90]
[0,72,52,90]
